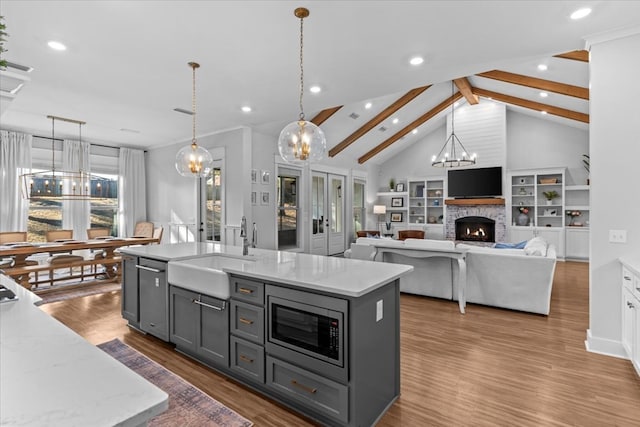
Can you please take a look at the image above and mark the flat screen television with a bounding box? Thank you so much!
[447,166,502,198]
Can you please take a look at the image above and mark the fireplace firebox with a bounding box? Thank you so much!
[455,216,495,243]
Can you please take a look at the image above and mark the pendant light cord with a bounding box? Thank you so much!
[450,81,455,135]
[51,117,55,174]
[192,63,197,145]
[298,14,305,121]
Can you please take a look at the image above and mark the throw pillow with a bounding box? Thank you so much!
[524,236,548,257]
[494,240,528,249]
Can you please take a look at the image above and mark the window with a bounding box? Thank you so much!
[90,174,119,236]
[353,179,366,235]
[27,169,63,242]
[277,168,300,250]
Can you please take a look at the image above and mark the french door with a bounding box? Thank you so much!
[311,172,345,255]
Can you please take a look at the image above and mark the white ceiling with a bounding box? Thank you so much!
[2,1,640,165]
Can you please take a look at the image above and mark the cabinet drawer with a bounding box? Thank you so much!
[623,267,634,291]
[231,277,264,304]
[266,355,348,424]
[231,300,264,344]
[230,336,264,383]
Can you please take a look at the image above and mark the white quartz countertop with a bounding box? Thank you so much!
[0,275,168,426]
[619,255,640,276]
[119,241,247,261]
[165,243,413,298]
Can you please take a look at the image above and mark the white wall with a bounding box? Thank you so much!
[507,111,589,185]
[587,31,640,356]
[251,130,278,249]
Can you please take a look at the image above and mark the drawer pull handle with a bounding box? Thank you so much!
[291,379,317,394]
[136,265,164,273]
[238,287,254,294]
[624,276,632,281]
[239,355,254,364]
[239,317,254,325]
[192,299,226,311]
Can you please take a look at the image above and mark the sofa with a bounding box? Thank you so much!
[345,237,557,315]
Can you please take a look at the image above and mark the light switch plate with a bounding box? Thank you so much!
[609,229,627,243]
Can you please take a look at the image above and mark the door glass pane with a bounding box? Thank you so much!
[278,175,298,250]
[331,178,342,233]
[353,180,365,233]
[312,176,324,235]
[206,168,222,241]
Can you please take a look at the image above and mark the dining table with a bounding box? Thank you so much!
[0,236,158,288]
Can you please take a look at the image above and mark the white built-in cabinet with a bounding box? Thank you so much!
[376,177,446,239]
[620,259,640,377]
[507,168,590,260]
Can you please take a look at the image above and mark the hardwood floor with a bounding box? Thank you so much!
[41,261,640,426]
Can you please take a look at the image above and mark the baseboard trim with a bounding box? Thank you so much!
[584,329,628,359]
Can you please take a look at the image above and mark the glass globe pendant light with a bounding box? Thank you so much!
[278,7,326,164]
[175,62,213,177]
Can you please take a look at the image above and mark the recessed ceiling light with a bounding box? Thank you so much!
[412,129,418,135]
[570,8,592,20]
[454,102,460,108]
[539,92,549,98]
[309,85,321,94]
[47,40,67,51]
[537,64,548,71]
[392,118,399,124]
[409,56,424,66]
[365,102,372,109]
[241,106,252,113]
[541,111,548,115]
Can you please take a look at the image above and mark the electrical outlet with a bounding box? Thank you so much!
[609,229,627,243]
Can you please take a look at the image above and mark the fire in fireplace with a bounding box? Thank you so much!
[455,216,496,243]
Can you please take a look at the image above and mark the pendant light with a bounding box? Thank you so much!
[175,61,213,177]
[21,115,105,200]
[431,81,477,168]
[277,7,326,164]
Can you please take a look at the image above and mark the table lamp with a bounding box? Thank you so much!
[373,205,387,233]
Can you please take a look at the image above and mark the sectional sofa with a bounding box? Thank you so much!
[345,236,557,315]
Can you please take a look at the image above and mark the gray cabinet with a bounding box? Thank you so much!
[230,300,264,344]
[121,254,139,326]
[138,258,169,341]
[169,285,229,368]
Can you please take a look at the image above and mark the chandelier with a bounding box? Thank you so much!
[432,81,477,168]
[175,61,213,177]
[21,115,107,200]
[277,7,326,164]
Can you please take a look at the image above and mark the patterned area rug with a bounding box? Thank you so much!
[98,339,253,427]
[37,282,121,304]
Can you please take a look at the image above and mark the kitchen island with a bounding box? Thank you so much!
[119,242,413,426]
[0,275,168,427]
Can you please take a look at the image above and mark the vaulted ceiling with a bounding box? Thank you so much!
[1,1,639,165]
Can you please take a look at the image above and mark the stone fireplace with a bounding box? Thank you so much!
[445,199,506,243]
[455,216,496,243]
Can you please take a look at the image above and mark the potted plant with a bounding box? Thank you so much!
[542,190,559,205]
[389,178,395,192]
[0,16,8,69]
[583,154,590,185]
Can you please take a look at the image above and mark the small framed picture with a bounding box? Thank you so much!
[395,183,405,192]
[251,169,258,183]
[251,191,257,205]
[391,197,403,207]
[261,191,270,205]
[261,170,270,185]
[390,212,403,222]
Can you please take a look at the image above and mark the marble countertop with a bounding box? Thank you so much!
[0,275,168,426]
[165,244,413,298]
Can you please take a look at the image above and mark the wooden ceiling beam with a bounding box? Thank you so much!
[311,106,342,126]
[358,92,463,164]
[476,70,589,100]
[472,87,589,123]
[554,50,589,62]
[453,77,478,105]
[328,85,430,157]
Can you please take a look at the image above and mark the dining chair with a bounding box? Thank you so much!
[0,232,34,269]
[152,226,164,244]
[45,229,74,242]
[87,228,110,240]
[397,230,425,241]
[44,230,84,282]
[133,221,154,238]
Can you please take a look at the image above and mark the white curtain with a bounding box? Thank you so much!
[62,140,91,240]
[119,148,146,237]
[0,131,32,232]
